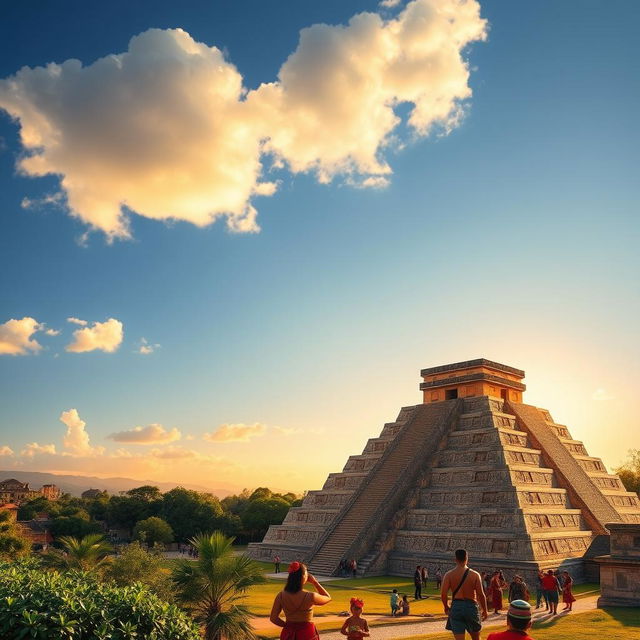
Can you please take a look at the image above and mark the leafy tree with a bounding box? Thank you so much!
[106,494,156,535]
[43,533,112,572]
[106,542,174,601]
[133,516,174,546]
[18,496,61,521]
[0,511,31,558]
[241,497,290,540]
[159,488,224,541]
[172,532,266,640]
[221,489,251,516]
[127,485,162,501]
[0,559,199,639]
[50,515,100,539]
[616,449,640,495]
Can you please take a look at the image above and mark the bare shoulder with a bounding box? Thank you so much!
[443,568,455,579]
[469,569,482,580]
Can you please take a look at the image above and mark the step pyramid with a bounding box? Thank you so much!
[248,359,640,583]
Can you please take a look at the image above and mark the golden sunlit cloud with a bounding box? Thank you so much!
[204,423,268,443]
[137,337,160,355]
[21,442,56,457]
[67,317,87,326]
[65,318,123,353]
[0,0,486,240]
[0,317,43,355]
[108,423,181,445]
[0,446,14,456]
[60,408,105,457]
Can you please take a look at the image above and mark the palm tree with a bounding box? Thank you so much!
[43,533,112,572]
[171,531,266,640]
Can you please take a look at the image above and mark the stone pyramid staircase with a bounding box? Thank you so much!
[306,400,460,575]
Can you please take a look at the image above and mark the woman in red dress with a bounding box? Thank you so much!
[561,571,576,611]
[489,570,507,614]
[270,561,332,640]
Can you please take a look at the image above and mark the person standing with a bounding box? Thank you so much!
[414,565,423,600]
[535,571,546,610]
[441,549,488,640]
[541,569,560,615]
[390,589,400,616]
[270,561,331,640]
[436,567,443,590]
[561,571,576,612]
[274,555,281,574]
[422,565,428,589]
[508,575,529,603]
[489,571,507,614]
[351,558,358,578]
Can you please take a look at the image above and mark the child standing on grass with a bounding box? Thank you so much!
[340,598,370,639]
[390,589,400,616]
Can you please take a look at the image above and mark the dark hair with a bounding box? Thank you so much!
[507,614,531,631]
[284,564,306,593]
[455,549,467,562]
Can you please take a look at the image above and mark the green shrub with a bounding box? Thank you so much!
[0,559,200,639]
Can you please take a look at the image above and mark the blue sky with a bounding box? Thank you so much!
[0,1,638,492]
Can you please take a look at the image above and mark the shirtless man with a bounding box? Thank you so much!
[441,549,488,640]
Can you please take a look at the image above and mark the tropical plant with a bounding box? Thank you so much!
[0,511,31,558]
[0,558,200,639]
[172,531,266,640]
[106,541,174,601]
[43,533,112,572]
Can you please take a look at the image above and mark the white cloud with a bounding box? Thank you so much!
[21,442,56,457]
[0,317,43,355]
[44,327,60,336]
[137,337,160,355]
[0,446,14,456]
[108,423,181,444]
[592,388,614,402]
[0,0,486,239]
[380,0,403,7]
[65,318,123,353]
[67,317,88,326]
[59,408,104,456]
[204,422,268,443]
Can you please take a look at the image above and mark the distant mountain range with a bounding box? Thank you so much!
[0,469,238,498]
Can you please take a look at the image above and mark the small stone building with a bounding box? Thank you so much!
[596,523,640,606]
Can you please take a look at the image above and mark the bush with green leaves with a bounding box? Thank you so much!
[0,559,200,640]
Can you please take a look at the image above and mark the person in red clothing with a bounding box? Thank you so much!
[561,571,576,611]
[540,569,560,615]
[487,599,535,640]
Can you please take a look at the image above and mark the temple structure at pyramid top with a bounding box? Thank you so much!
[248,359,640,582]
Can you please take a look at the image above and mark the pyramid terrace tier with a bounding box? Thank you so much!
[427,465,557,489]
[434,445,543,468]
[392,529,595,561]
[405,507,586,534]
[421,486,574,509]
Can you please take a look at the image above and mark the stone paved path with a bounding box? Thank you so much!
[318,595,600,639]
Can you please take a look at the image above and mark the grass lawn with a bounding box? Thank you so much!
[396,608,640,640]
[247,579,445,617]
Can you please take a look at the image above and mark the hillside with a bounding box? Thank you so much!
[0,469,237,498]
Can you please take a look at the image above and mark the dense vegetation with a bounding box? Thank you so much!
[616,449,640,496]
[18,485,301,543]
[0,559,200,640]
